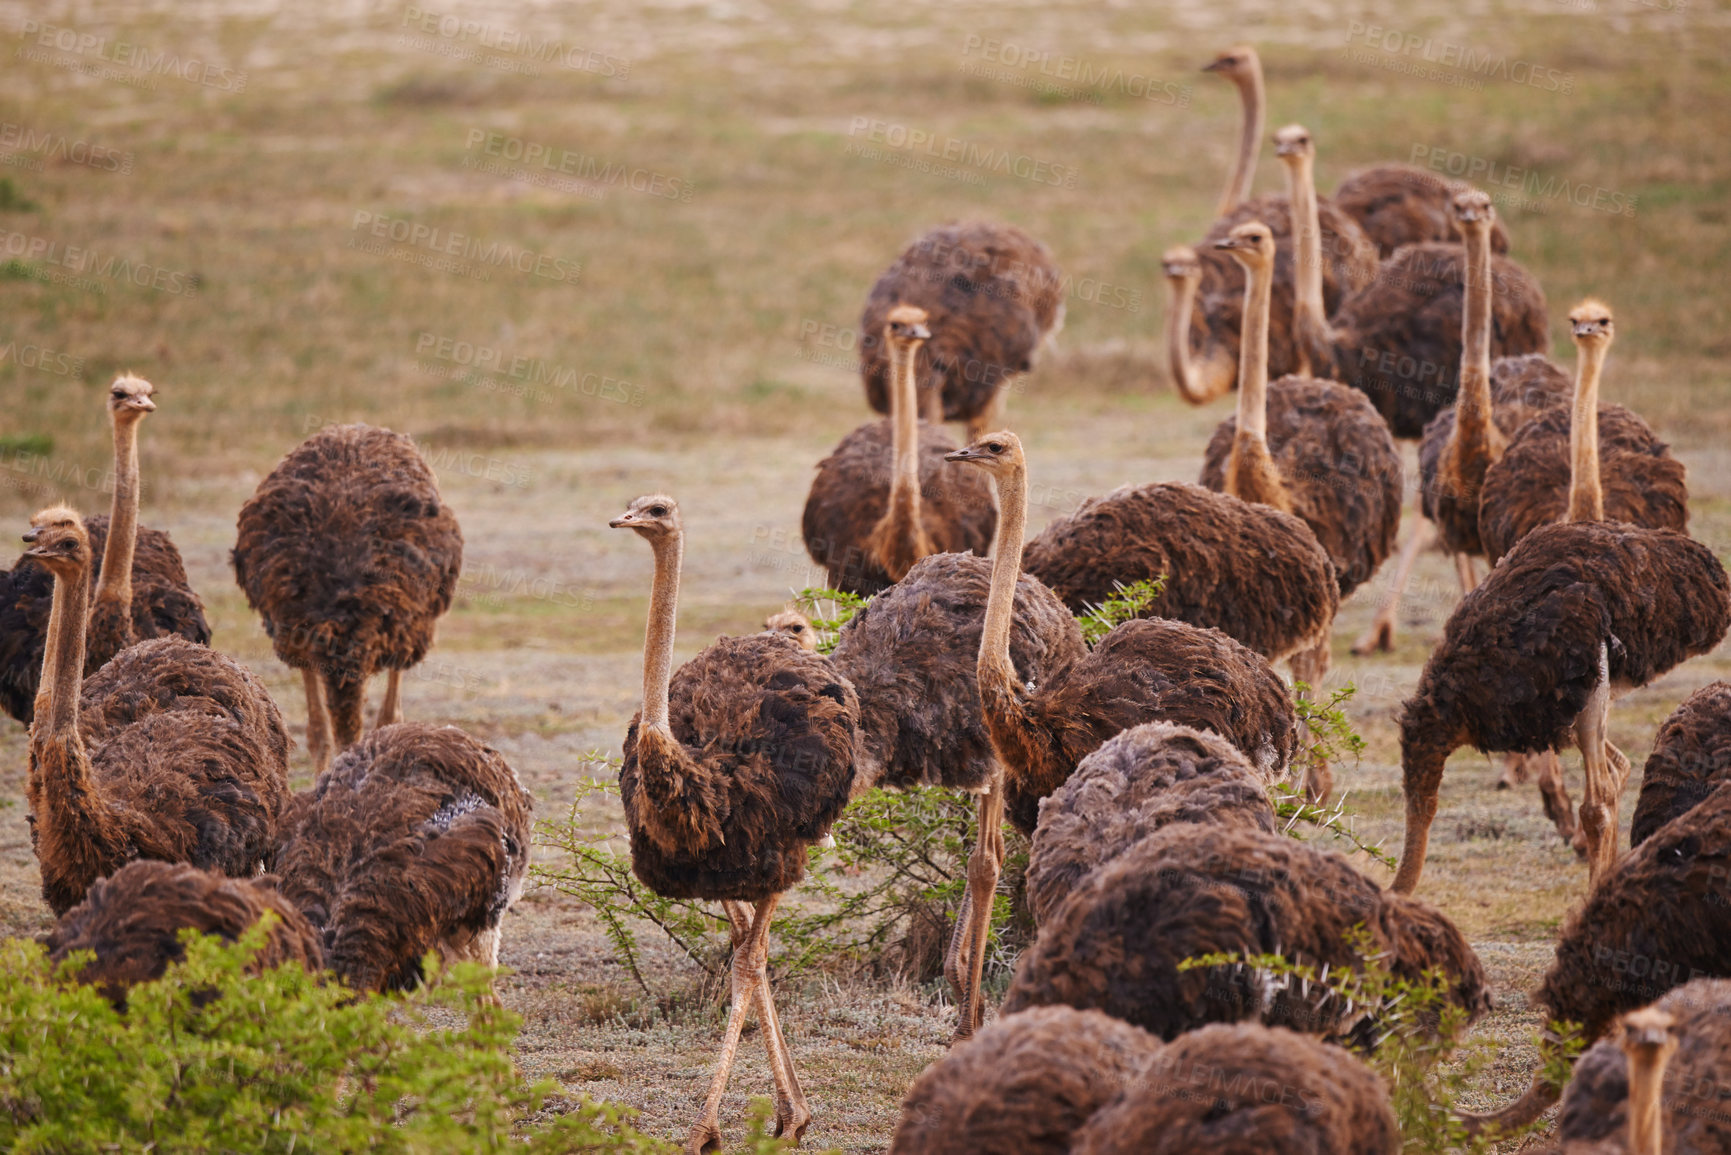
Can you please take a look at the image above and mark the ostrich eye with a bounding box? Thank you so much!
[649,505,667,516]
[986,442,1003,453]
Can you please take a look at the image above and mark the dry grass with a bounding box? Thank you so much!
[2,0,1729,1149]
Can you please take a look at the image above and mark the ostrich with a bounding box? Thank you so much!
[0,375,210,724]
[21,508,291,916]
[827,549,1085,1041]
[1024,722,1278,926]
[1460,781,1731,1135]
[888,1006,1162,1155]
[1392,305,1729,891]
[611,495,858,1151]
[270,722,532,993]
[1200,45,1264,216]
[802,305,995,595]
[1003,823,1490,1045]
[762,608,819,651]
[1630,681,1731,848]
[233,423,463,773]
[1070,1023,1401,1155]
[45,859,322,1007]
[860,222,1063,438]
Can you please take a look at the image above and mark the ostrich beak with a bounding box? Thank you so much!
[129,396,157,412]
[944,447,983,464]
[1213,237,1242,251]
[608,514,635,528]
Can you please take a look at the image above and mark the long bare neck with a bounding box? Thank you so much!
[1625,1046,1670,1155]
[1165,275,1232,404]
[1453,223,1498,457]
[97,416,140,608]
[640,531,683,734]
[883,339,923,546]
[1284,153,1330,373]
[980,465,1028,695]
[42,561,90,738]
[1218,72,1264,214]
[1235,258,1273,446]
[1566,342,1607,523]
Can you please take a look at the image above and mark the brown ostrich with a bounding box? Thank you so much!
[802,305,995,595]
[1024,722,1278,926]
[0,375,211,724]
[611,494,859,1151]
[1201,45,1264,216]
[1334,165,1513,259]
[1003,823,1489,1045]
[1071,1023,1401,1155]
[888,1006,1162,1155]
[233,423,463,773]
[860,222,1063,437]
[827,549,1085,1041]
[21,508,291,916]
[44,859,322,1007]
[1630,681,1731,849]
[1460,782,1731,1134]
[762,608,819,651]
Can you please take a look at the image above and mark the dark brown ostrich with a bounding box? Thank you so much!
[888,1006,1162,1155]
[1461,781,1731,1134]
[0,376,211,725]
[233,423,463,774]
[827,549,1084,1040]
[1003,823,1490,1045]
[1333,164,1512,258]
[1479,301,1688,567]
[860,222,1063,437]
[21,508,291,916]
[1072,1023,1401,1155]
[270,721,532,993]
[802,305,995,595]
[45,859,321,1007]
[1630,682,1731,849]
[611,495,858,1151]
[1024,722,1278,926]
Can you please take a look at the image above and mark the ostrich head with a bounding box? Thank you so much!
[1570,299,1614,348]
[764,609,818,651]
[609,494,680,540]
[1202,44,1258,84]
[1272,123,1313,162]
[1161,245,1201,285]
[1213,220,1277,270]
[1451,188,1496,230]
[1620,1006,1677,1057]
[883,304,932,348]
[22,506,91,575]
[107,374,156,423]
[944,431,1025,476]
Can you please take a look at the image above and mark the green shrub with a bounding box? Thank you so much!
[1075,577,1167,646]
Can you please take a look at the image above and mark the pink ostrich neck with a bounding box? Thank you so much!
[41,554,90,742]
[1164,271,1208,403]
[882,335,925,551]
[96,413,141,609]
[1225,247,1290,512]
[979,461,1029,705]
[1566,339,1608,524]
[1452,219,1498,464]
[1284,149,1331,374]
[1218,67,1264,215]
[639,529,684,736]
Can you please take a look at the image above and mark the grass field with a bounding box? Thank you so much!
[2,0,1729,1149]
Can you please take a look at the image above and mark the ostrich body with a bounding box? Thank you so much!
[270,722,532,993]
[1333,164,1512,258]
[1631,681,1731,848]
[1003,823,1489,1044]
[1024,722,1278,926]
[828,549,1083,1042]
[888,1006,1162,1155]
[802,306,995,595]
[612,495,858,1151]
[860,222,1063,437]
[233,423,463,773]
[1071,1023,1401,1155]
[0,376,210,724]
[45,860,321,1006]
[22,508,291,916]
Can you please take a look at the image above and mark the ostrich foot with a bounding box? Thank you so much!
[1534,750,1576,842]
[686,1123,722,1155]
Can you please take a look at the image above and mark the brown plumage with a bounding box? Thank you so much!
[803,306,995,595]
[1333,164,1512,258]
[1003,824,1490,1046]
[1630,682,1731,849]
[1025,722,1278,926]
[860,222,1062,435]
[270,722,531,993]
[612,495,858,1148]
[1021,481,1338,666]
[1071,1023,1401,1155]
[45,860,321,1007]
[233,423,463,772]
[23,508,290,916]
[888,1006,1161,1155]
[1395,520,1730,892]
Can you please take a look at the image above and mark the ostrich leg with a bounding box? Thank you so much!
[1574,651,1620,886]
[1453,553,1478,594]
[375,668,402,730]
[689,893,783,1155]
[1531,749,1577,844]
[722,900,809,1141]
[1352,514,1435,655]
[949,785,1006,1043]
[303,668,334,773]
[1289,640,1334,802]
